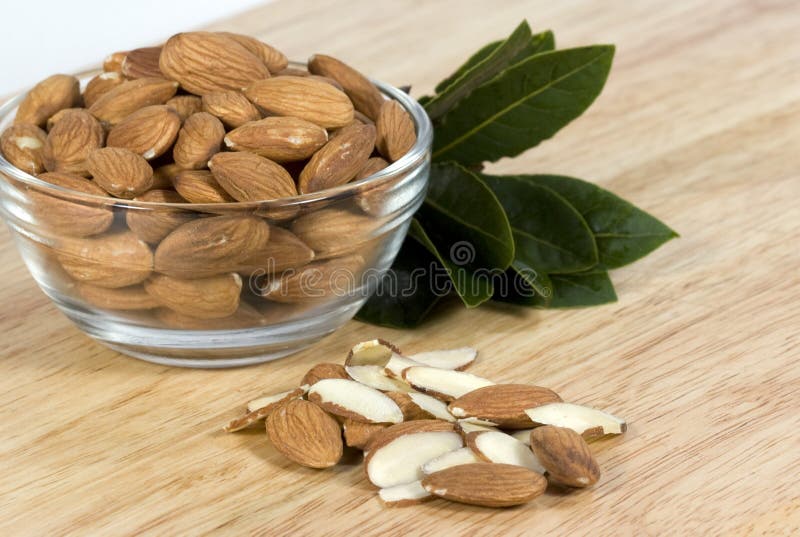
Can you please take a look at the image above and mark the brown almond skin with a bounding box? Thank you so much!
[376,100,416,162]
[298,123,376,193]
[107,105,181,160]
[216,32,288,73]
[121,46,163,79]
[266,399,343,468]
[173,112,225,169]
[151,162,185,190]
[308,54,384,120]
[201,91,261,129]
[144,273,242,319]
[354,156,389,181]
[224,117,328,162]
[223,387,306,433]
[238,227,315,275]
[57,231,153,288]
[86,147,154,199]
[422,463,547,507]
[343,419,388,450]
[42,109,105,176]
[154,215,271,278]
[14,74,80,128]
[83,72,125,108]
[89,78,179,126]
[385,392,438,421]
[173,169,234,203]
[159,32,270,95]
[165,95,203,121]
[76,283,158,310]
[208,151,297,201]
[45,107,83,132]
[32,172,114,237]
[125,189,192,244]
[244,76,354,129]
[103,51,127,73]
[530,425,601,488]
[291,207,376,258]
[0,124,47,174]
[156,302,266,330]
[447,384,563,429]
[300,363,349,386]
[260,254,364,304]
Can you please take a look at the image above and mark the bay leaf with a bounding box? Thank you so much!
[549,268,617,308]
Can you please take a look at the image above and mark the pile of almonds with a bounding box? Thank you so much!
[225,339,627,508]
[0,31,418,324]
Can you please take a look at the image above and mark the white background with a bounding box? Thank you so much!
[0,0,269,96]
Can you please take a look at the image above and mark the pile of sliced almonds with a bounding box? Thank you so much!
[224,339,626,508]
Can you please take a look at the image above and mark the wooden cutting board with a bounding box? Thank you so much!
[1,0,798,534]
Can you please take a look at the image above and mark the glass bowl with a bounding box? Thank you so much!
[0,69,432,367]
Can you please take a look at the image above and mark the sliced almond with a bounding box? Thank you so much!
[455,419,499,437]
[345,365,411,393]
[378,481,432,507]
[466,431,545,474]
[107,105,181,160]
[530,425,601,488]
[448,384,562,429]
[343,419,388,450]
[300,362,349,386]
[307,378,403,424]
[422,463,547,508]
[384,354,422,379]
[247,386,308,413]
[173,112,225,169]
[224,387,305,432]
[365,430,463,488]
[407,347,477,370]
[510,429,535,446]
[386,391,455,422]
[345,339,400,367]
[402,367,494,402]
[363,419,457,455]
[266,399,342,469]
[421,447,481,475]
[524,402,627,439]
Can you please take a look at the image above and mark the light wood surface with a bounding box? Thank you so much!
[2,1,799,535]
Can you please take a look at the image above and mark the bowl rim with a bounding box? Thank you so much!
[0,65,433,209]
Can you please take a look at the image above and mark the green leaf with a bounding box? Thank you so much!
[549,269,617,308]
[480,174,598,273]
[432,45,615,165]
[492,260,553,307]
[521,175,678,268]
[434,39,503,94]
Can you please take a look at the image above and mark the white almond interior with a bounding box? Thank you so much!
[421,447,480,474]
[378,480,431,505]
[367,431,464,488]
[246,388,302,413]
[408,392,456,422]
[510,429,534,446]
[457,419,499,434]
[385,354,422,378]
[472,431,545,474]
[403,367,494,399]
[524,402,627,435]
[408,347,477,370]
[346,365,412,392]
[309,378,403,424]
[347,339,394,366]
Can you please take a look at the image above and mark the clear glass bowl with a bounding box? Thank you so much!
[0,69,432,367]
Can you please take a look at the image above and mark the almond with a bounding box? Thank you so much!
[31,172,114,237]
[172,169,234,203]
[298,122,375,193]
[0,124,47,174]
[57,231,153,288]
[165,95,203,121]
[42,109,105,176]
[144,272,241,319]
[155,302,265,330]
[260,254,364,303]
[45,107,83,131]
[465,430,545,473]
[307,378,403,424]
[345,365,411,393]
[216,32,288,73]
[308,54,384,120]
[244,76,354,129]
[151,162,184,189]
[524,402,627,439]
[103,51,127,73]
[530,425,601,487]
[345,339,401,367]
[201,90,261,128]
[224,117,328,162]
[208,151,296,201]
[76,283,158,310]
[247,386,308,413]
[154,215,270,278]
[83,72,124,108]
[300,362,348,386]
[125,189,192,243]
[159,32,270,95]
[455,419,500,436]
[365,429,463,488]
[421,447,481,475]
[377,481,432,507]
[408,348,477,370]
[421,463,547,507]
[308,75,344,91]
[448,384,562,429]
[385,392,454,422]
[237,226,315,275]
[172,112,225,169]
[266,399,343,468]
[86,147,154,198]
[276,67,309,77]
[354,156,389,181]
[224,387,305,433]
[14,74,80,128]
[107,105,181,159]
[401,367,494,402]
[291,207,377,258]
[343,419,388,450]
[121,46,164,79]
[89,77,179,126]
[375,100,416,162]
[363,419,457,454]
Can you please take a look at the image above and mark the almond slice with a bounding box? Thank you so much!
[448,384,562,429]
[465,431,545,474]
[307,378,403,424]
[385,392,455,422]
[365,430,463,488]
[402,367,494,401]
[378,481,432,507]
[247,385,309,413]
[345,365,412,393]
[510,429,535,446]
[363,420,457,454]
[407,347,477,370]
[421,447,481,475]
[300,362,349,386]
[422,463,547,508]
[455,419,500,437]
[266,399,343,468]
[384,354,422,379]
[345,339,401,367]
[343,419,388,450]
[530,425,601,488]
[224,387,305,432]
[524,402,627,439]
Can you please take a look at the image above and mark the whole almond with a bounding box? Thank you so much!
[208,151,297,201]
[173,169,234,203]
[447,384,562,429]
[343,419,388,450]
[89,77,179,126]
[201,91,261,129]
[14,74,80,128]
[121,46,164,79]
[238,226,315,275]
[173,112,225,169]
[154,215,270,278]
[83,72,124,108]
[45,107,84,132]
[244,76,354,129]
[354,156,389,181]
[291,207,377,258]
[144,272,242,319]
[86,147,154,198]
[76,283,158,310]
[276,67,309,77]
[57,231,153,288]
[125,189,192,243]
[261,254,364,303]
[159,32,270,95]
[103,51,128,73]
[308,75,344,91]
[151,162,185,190]
[300,362,349,386]
[42,109,105,176]
[0,124,47,174]
[224,387,306,433]
[421,463,547,507]
[298,122,376,193]
[156,302,266,330]
[224,117,328,162]
[529,425,601,488]
[165,95,203,121]
[31,172,114,237]
[216,32,288,73]
[308,54,384,120]
[107,105,181,159]
[266,399,343,469]
[376,100,416,162]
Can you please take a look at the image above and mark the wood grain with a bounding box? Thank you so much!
[1,0,799,535]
